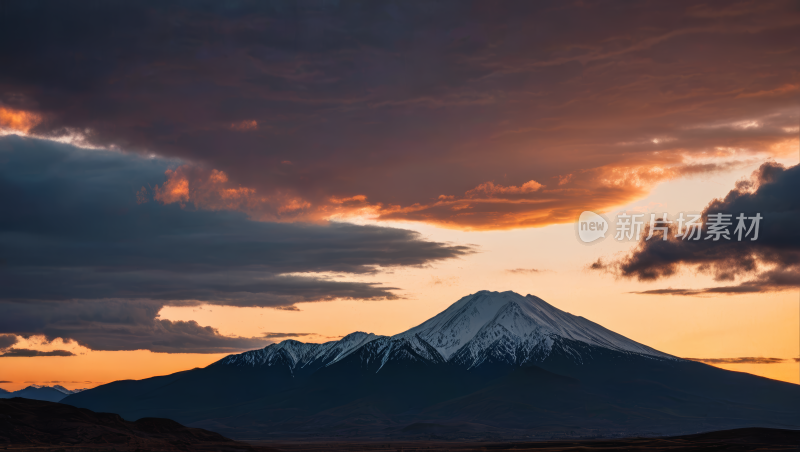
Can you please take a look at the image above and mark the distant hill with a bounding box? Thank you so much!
[0,385,85,403]
[0,398,277,451]
[64,291,800,440]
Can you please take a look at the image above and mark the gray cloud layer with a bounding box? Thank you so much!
[261,332,314,339]
[0,335,18,349]
[0,299,271,354]
[0,349,75,358]
[0,136,471,352]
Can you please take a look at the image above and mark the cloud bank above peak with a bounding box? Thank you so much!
[0,0,797,230]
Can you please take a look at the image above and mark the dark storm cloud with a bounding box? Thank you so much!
[0,349,75,357]
[1,1,797,229]
[0,334,17,349]
[594,162,800,294]
[0,137,469,278]
[0,136,470,301]
[2,269,403,305]
[0,136,470,352]
[0,300,270,354]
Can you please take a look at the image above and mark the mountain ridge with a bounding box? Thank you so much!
[0,385,85,403]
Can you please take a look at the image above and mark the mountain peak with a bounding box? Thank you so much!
[397,290,671,362]
[24,384,85,394]
[217,290,672,373]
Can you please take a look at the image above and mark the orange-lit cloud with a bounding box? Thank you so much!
[0,107,40,133]
[3,0,798,233]
[230,120,258,131]
[150,155,761,231]
[152,166,383,223]
[153,165,315,221]
[153,168,191,204]
[465,180,543,197]
[369,158,757,230]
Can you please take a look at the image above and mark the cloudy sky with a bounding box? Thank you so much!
[0,0,798,389]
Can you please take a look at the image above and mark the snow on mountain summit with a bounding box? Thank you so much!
[217,290,672,372]
[398,290,671,362]
[217,331,381,372]
[24,384,85,395]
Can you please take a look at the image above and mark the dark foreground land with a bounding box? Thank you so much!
[0,398,278,451]
[256,428,800,451]
[1,398,798,452]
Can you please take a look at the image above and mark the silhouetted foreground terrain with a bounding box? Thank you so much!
[0,398,278,451]
[256,429,800,451]
[1,398,798,452]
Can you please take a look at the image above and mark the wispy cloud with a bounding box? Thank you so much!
[262,332,314,339]
[429,276,460,287]
[0,349,75,358]
[684,357,787,365]
[506,268,549,274]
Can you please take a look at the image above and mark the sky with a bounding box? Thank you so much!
[0,0,799,390]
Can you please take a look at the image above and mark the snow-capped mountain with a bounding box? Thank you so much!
[9,384,85,394]
[51,385,86,395]
[399,291,672,368]
[341,334,447,373]
[65,290,800,440]
[217,291,673,373]
[216,331,381,374]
